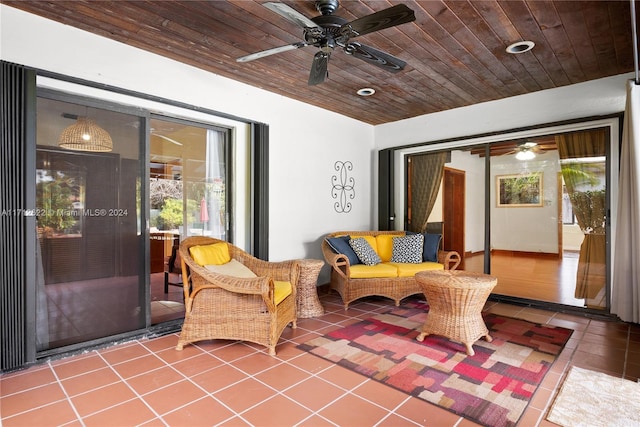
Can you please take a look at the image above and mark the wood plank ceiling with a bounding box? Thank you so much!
[4,0,636,125]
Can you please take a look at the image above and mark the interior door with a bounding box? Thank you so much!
[443,167,466,269]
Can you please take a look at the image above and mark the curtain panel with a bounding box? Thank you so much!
[612,80,640,323]
[408,152,447,233]
[555,130,606,303]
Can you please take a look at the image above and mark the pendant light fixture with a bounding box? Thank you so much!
[58,116,113,152]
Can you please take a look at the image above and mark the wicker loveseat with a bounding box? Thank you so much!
[176,236,298,356]
[321,231,461,309]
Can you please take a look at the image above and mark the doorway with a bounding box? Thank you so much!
[443,167,466,269]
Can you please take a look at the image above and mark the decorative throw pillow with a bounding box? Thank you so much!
[205,259,257,278]
[189,242,231,266]
[422,233,442,262]
[349,237,381,266]
[407,231,442,262]
[390,234,424,263]
[326,235,361,265]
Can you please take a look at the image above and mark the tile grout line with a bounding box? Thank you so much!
[142,337,263,424]
[85,348,167,426]
[47,360,85,427]
[0,362,84,425]
[156,343,264,424]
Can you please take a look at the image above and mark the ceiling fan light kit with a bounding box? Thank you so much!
[237,1,416,86]
[514,141,538,160]
[515,149,536,161]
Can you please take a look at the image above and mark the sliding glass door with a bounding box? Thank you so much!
[485,129,608,310]
[35,96,145,352]
[396,119,615,312]
[148,116,230,324]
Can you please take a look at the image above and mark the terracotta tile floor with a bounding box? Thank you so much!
[2,292,639,427]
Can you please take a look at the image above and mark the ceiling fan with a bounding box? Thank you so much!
[511,141,542,160]
[236,0,416,85]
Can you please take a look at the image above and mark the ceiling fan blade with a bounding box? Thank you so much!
[308,52,329,86]
[237,42,308,62]
[346,43,406,73]
[263,2,321,30]
[342,4,415,38]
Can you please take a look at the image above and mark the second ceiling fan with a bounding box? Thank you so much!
[237,0,416,85]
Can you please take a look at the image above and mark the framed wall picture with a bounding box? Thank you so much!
[496,173,543,207]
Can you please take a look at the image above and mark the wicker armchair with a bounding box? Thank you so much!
[176,236,298,356]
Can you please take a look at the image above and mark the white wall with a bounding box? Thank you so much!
[490,151,560,253]
[0,5,375,276]
[375,74,630,150]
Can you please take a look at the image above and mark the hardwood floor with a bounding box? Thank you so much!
[464,251,606,310]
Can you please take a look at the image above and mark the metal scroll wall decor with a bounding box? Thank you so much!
[331,161,355,213]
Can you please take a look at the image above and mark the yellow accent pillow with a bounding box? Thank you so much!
[389,262,444,277]
[350,263,399,279]
[351,235,379,254]
[376,234,404,262]
[274,281,292,305]
[189,242,231,266]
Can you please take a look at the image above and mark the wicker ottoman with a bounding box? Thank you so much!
[296,259,325,318]
[415,270,497,356]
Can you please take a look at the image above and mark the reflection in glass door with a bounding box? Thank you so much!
[149,117,229,324]
[410,127,609,311]
[35,97,144,352]
[484,129,608,310]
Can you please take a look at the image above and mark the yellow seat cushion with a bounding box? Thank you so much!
[375,234,404,262]
[274,281,292,305]
[350,263,398,279]
[189,242,231,266]
[389,262,444,277]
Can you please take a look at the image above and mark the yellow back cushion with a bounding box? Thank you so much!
[375,234,404,262]
[189,242,231,266]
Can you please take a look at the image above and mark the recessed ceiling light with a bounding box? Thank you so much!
[357,87,375,96]
[506,41,535,54]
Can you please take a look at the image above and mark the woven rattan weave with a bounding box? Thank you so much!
[321,231,461,309]
[296,259,325,318]
[176,236,298,356]
[415,270,497,356]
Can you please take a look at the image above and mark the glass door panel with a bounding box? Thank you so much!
[149,118,228,324]
[35,97,144,351]
[401,123,613,312]
[488,129,608,310]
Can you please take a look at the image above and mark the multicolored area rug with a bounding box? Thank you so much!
[299,301,573,427]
